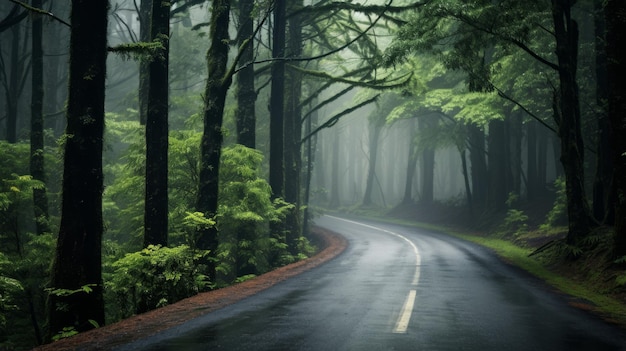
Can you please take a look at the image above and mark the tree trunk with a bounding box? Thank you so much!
[460,148,473,216]
[401,119,418,205]
[302,102,317,234]
[138,0,151,126]
[31,0,50,236]
[526,119,538,200]
[48,0,108,339]
[468,123,487,208]
[284,0,304,255]
[144,0,170,248]
[235,0,256,148]
[605,0,626,257]
[362,120,382,207]
[420,115,436,205]
[552,0,595,245]
[487,119,508,210]
[269,0,286,199]
[510,113,523,196]
[6,24,21,143]
[329,127,341,209]
[196,0,231,282]
[592,0,613,224]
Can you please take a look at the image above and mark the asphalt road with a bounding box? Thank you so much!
[117,215,626,351]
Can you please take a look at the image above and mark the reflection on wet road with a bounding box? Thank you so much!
[117,216,626,351]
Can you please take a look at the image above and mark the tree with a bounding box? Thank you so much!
[269,0,286,200]
[605,0,626,257]
[138,0,151,126]
[144,0,170,247]
[48,0,108,339]
[235,0,257,148]
[386,0,597,245]
[591,0,612,224]
[284,0,305,254]
[2,15,27,143]
[30,0,50,236]
[196,0,232,282]
[551,0,595,244]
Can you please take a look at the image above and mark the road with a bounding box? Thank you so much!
[117,215,626,351]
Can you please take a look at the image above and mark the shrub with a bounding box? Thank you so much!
[105,245,210,320]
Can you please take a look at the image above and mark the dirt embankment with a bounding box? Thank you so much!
[32,227,348,351]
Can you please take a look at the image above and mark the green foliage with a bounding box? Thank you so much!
[500,193,528,237]
[540,177,568,231]
[216,145,295,282]
[503,209,529,236]
[51,327,79,342]
[0,253,23,331]
[105,245,210,320]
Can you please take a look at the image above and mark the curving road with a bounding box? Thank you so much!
[117,215,626,351]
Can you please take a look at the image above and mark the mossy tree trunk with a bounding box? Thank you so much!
[196,0,231,282]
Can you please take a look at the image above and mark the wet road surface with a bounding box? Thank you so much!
[117,215,626,351]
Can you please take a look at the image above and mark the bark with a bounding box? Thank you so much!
[605,0,626,257]
[362,119,383,206]
[526,120,538,200]
[401,119,418,205]
[468,123,488,208]
[138,0,151,126]
[302,101,318,234]
[269,0,286,199]
[196,0,231,282]
[284,0,304,255]
[329,127,341,209]
[592,0,613,224]
[235,0,256,148]
[31,0,50,236]
[510,113,522,196]
[48,0,108,339]
[487,119,508,210]
[144,0,170,247]
[460,148,473,215]
[552,0,595,245]
[420,116,436,205]
[6,24,21,143]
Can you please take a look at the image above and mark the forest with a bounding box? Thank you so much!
[0,0,625,349]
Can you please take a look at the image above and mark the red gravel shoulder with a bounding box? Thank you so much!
[33,227,347,351]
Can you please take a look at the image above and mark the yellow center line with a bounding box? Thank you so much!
[393,289,417,333]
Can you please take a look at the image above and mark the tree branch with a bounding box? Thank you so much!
[9,0,70,27]
[300,94,380,144]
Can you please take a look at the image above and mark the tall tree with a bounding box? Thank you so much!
[284,0,304,254]
[3,21,25,143]
[48,0,108,339]
[420,115,436,205]
[592,0,612,224]
[30,0,50,236]
[605,0,626,257]
[144,0,170,247]
[551,0,595,244]
[269,0,286,199]
[235,0,256,148]
[138,0,151,126]
[196,0,232,282]
[401,118,418,205]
